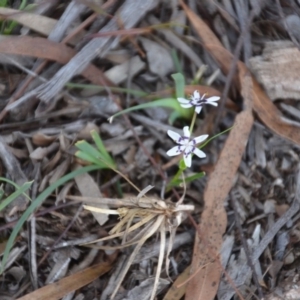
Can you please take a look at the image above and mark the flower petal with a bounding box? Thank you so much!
[193,148,206,158]
[183,153,192,167]
[207,102,218,106]
[183,126,190,138]
[166,146,181,156]
[177,97,190,104]
[180,103,193,108]
[194,134,209,144]
[193,90,200,100]
[195,106,202,114]
[206,96,220,102]
[167,130,181,142]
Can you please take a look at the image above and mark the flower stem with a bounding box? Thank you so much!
[189,111,197,134]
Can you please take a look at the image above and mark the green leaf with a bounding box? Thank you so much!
[0,165,99,274]
[75,141,104,160]
[0,0,7,7]
[179,159,186,170]
[66,83,148,98]
[0,186,4,201]
[0,181,33,212]
[169,111,182,125]
[199,126,233,149]
[75,150,106,167]
[171,50,183,74]
[0,177,31,201]
[168,172,206,188]
[75,138,115,169]
[171,73,185,99]
[109,98,191,122]
[90,130,115,167]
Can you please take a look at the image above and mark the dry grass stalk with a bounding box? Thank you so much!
[82,185,194,300]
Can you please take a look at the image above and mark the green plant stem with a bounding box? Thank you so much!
[189,111,197,134]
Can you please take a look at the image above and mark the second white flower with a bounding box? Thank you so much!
[166,126,208,168]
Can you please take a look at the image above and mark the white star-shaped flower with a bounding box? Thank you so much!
[166,126,208,168]
[177,90,220,114]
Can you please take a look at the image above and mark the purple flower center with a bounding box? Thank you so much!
[178,136,189,143]
[194,99,207,107]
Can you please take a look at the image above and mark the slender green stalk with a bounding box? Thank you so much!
[189,111,197,134]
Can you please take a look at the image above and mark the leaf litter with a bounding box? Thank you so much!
[1,1,300,300]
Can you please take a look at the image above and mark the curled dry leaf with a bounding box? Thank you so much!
[82,185,194,300]
[32,132,57,146]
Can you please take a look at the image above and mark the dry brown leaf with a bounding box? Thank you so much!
[163,266,191,300]
[0,36,113,89]
[16,262,111,300]
[0,7,56,36]
[32,132,56,146]
[30,142,59,161]
[7,145,28,159]
[180,0,300,145]
[74,166,109,226]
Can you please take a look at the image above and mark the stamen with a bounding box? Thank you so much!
[178,136,189,143]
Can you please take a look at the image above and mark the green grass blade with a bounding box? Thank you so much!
[0,186,4,201]
[0,181,33,212]
[0,177,21,189]
[0,165,99,273]
[171,50,183,74]
[199,126,233,149]
[168,172,206,188]
[0,177,31,201]
[75,151,106,167]
[75,141,104,160]
[169,110,182,124]
[171,73,185,98]
[75,139,115,167]
[90,130,115,167]
[66,83,148,98]
[109,98,191,122]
